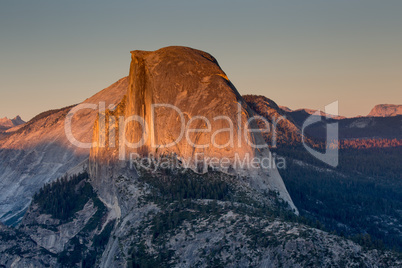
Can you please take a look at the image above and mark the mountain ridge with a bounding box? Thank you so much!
[0,77,128,224]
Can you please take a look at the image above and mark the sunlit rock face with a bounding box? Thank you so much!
[89,46,296,212]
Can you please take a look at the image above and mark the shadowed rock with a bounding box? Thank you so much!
[0,78,128,224]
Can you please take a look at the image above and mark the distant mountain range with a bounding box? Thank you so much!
[244,95,402,148]
[0,116,25,140]
[0,116,25,131]
[287,108,346,120]
[279,104,402,119]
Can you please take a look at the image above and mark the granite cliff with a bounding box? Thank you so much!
[89,47,296,212]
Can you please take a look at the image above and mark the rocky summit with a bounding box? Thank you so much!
[89,46,295,212]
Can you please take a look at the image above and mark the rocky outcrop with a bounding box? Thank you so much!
[89,46,296,212]
[19,201,97,254]
[368,104,402,117]
[0,222,57,267]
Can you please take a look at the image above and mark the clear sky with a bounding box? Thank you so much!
[1,0,401,120]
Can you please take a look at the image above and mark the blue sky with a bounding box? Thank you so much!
[1,0,401,120]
